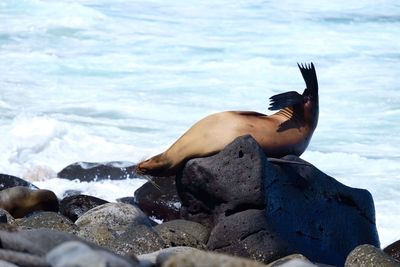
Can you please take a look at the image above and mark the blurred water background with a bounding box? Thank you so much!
[0,0,399,246]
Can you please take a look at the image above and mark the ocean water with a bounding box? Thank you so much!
[0,0,399,246]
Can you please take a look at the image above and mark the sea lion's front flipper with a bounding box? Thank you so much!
[268,91,303,110]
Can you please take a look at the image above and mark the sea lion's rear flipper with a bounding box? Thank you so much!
[268,91,303,110]
[298,62,318,93]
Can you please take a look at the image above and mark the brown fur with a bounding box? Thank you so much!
[0,186,59,218]
[136,63,319,177]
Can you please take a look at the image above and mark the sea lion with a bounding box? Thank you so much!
[137,63,319,177]
[0,186,59,218]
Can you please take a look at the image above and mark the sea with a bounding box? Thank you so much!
[0,0,399,246]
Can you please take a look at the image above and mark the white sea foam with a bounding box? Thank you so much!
[33,178,147,203]
[0,114,159,179]
[0,0,399,246]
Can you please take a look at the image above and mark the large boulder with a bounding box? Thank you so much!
[154,219,210,249]
[0,229,89,256]
[46,241,139,267]
[177,135,380,266]
[12,212,78,234]
[0,250,49,267]
[75,203,165,255]
[57,161,136,181]
[162,249,269,267]
[345,244,400,267]
[137,246,200,267]
[0,229,138,267]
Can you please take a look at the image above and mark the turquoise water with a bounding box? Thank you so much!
[1,0,400,245]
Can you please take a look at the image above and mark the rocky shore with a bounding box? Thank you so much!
[0,135,399,267]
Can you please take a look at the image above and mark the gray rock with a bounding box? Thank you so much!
[0,223,18,232]
[0,249,49,267]
[75,202,151,230]
[46,241,139,267]
[178,135,380,266]
[161,249,269,267]
[137,246,200,267]
[154,219,210,249]
[12,211,78,234]
[116,224,166,257]
[75,203,165,255]
[345,244,400,267]
[269,259,318,267]
[0,228,96,256]
[0,260,19,267]
[266,254,315,266]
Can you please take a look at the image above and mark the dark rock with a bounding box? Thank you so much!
[0,208,15,224]
[75,203,165,255]
[345,244,400,267]
[46,240,139,267]
[60,194,109,222]
[134,175,182,222]
[384,240,400,261]
[154,219,210,249]
[177,135,266,228]
[57,161,136,181]
[0,249,49,267]
[0,208,9,223]
[0,187,59,218]
[61,189,82,198]
[0,174,38,190]
[207,209,291,263]
[177,135,380,266]
[12,212,78,234]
